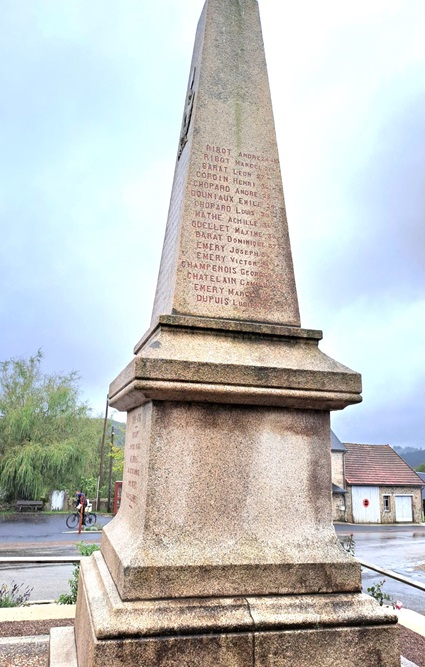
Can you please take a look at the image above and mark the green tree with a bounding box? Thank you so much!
[415,464,425,473]
[0,350,101,500]
[110,444,124,475]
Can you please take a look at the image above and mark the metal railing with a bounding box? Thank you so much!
[358,559,425,593]
[0,557,81,564]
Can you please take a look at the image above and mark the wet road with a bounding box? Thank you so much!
[0,512,112,545]
[1,516,425,608]
[0,513,113,600]
[335,524,425,614]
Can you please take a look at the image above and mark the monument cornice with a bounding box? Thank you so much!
[134,315,323,353]
[109,315,362,412]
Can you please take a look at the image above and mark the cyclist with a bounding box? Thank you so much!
[75,490,88,525]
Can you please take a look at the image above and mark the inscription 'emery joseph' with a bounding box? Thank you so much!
[183,143,280,308]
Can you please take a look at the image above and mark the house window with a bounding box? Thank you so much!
[383,495,391,512]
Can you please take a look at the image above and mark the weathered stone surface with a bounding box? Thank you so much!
[102,403,360,601]
[60,622,402,667]
[151,0,300,327]
[71,552,399,666]
[50,1,399,665]
[49,627,77,666]
[66,625,402,667]
[109,315,363,413]
[254,625,400,667]
[77,552,395,640]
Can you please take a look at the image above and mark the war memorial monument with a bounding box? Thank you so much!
[50,0,400,664]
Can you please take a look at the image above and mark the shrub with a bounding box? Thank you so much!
[57,542,100,605]
[0,581,33,607]
[367,579,393,606]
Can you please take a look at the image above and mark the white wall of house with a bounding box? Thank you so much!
[346,486,422,523]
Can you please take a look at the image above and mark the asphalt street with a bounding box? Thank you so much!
[0,563,75,601]
[0,512,112,546]
[1,516,425,608]
[0,513,113,601]
[335,524,425,614]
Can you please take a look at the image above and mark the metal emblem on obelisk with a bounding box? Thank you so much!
[178,67,196,159]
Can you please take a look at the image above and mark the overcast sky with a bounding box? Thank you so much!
[1,0,424,448]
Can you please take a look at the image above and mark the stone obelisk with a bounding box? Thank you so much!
[50,1,399,665]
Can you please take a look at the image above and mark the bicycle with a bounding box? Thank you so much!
[66,504,97,529]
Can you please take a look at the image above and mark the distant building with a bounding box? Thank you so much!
[331,436,424,523]
[344,443,424,523]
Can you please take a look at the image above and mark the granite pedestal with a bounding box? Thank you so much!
[50,0,399,664]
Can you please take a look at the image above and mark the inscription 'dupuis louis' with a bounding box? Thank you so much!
[181,144,282,309]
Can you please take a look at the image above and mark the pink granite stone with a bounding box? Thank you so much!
[150,0,300,327]
[50,1,399,665]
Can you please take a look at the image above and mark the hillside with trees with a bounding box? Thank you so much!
[393,446,425,470]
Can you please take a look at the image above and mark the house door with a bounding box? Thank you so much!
[395,495,413,522]
[352,486,380,523]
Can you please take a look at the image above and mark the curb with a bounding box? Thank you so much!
[0,603,75,623]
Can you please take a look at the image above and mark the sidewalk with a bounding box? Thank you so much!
[398,608,425,638]
[0,602,75,624]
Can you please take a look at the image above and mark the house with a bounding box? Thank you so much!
[344,443,424,524]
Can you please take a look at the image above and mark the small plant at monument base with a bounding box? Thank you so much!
[0,581,33,607]
[84,522,103,532]
[340,533,355,556]
[57,542,100,605]
[367,579,393,607]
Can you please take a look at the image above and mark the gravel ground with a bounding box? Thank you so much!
[0,618,73,638]
[0,620,73,667]
[400,626,425,667]
[0,635,49,667]
[0,620,423,666]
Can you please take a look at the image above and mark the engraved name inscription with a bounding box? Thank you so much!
[124,409,143,511]
[181,144,282,311]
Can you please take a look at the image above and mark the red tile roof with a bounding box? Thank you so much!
[344,443,424,487]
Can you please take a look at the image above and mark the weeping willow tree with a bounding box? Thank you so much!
[0,350,102,500]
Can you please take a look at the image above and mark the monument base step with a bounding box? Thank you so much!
[55,551,400,666]
[50,623,400,667]
[50,626,78,666]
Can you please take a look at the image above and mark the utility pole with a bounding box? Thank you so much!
[96,394,109,512]
[107,426,115,513]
